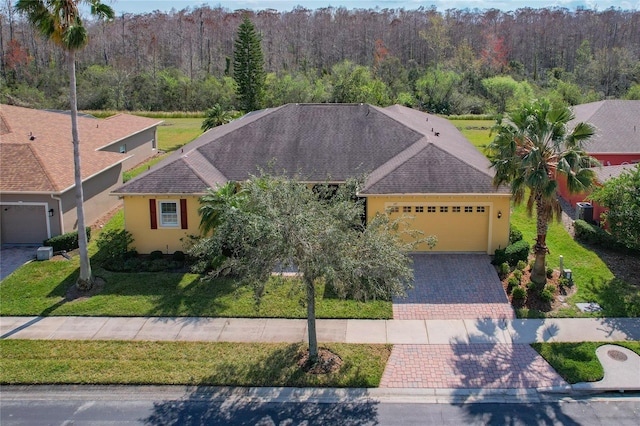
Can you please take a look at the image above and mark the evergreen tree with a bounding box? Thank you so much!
[233,17,265,112]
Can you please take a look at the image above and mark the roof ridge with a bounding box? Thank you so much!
[26,142,59,191]
[363,137,431,192]
[182,149,228,188]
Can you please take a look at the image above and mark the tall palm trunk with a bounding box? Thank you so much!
[68,49,93,290]
[532,193,549,285]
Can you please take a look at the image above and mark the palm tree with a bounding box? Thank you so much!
[16,0,114,291]
[487,100,598,284]
[201,104,232,131]
[198,182,245,235]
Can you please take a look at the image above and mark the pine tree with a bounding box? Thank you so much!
[233,16,265,113]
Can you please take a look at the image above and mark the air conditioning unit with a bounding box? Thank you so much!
[575,202,593,223]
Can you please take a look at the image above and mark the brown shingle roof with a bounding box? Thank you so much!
[114,104,505,196]
[0,104,162,193]
[593,163,638,184]
[570,100,640,154]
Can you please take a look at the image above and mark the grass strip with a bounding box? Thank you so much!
[532,341,640,383]
[0,340,390,387]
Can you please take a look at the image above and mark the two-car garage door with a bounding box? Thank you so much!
[0,204,49,244]
[388,202,491,252]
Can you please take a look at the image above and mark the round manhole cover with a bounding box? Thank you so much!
[607,349,628,361]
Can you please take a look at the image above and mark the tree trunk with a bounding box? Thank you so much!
[531,195,549,285]
[68,50,93,291]
[305,276,318,362]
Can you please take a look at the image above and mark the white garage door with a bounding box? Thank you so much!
[0,205,49,244]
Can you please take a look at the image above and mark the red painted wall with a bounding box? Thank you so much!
[592,153,640,166]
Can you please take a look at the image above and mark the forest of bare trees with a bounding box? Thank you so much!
[1,3,639,113]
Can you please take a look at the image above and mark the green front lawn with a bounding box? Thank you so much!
[0,340,390,387]
[532,341,640,384]
[510,202,639,318]
[0,211,391,319]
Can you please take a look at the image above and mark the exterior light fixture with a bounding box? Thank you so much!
[497,211,502,219]
[48,208,54,217]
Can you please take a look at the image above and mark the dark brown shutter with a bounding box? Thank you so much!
[180,199,188,229]
[149,199,157,229]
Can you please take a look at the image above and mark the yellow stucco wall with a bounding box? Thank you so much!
[123,192,511,254]
[365,194,511,253]
[121,195,202,254]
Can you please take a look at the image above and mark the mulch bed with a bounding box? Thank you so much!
[500,257,576,313]
[298,347,343,374]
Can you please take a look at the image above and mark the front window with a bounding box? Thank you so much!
[159,201,178,227]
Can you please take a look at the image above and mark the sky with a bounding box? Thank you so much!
[110,0,639,15]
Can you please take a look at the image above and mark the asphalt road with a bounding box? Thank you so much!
[1,386,639,425]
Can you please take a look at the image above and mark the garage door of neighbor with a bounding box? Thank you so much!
[0,204,48,244]
[410,204,490,252]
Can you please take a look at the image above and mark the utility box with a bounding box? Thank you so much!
[36,246,53,261]
[576,202,594,223]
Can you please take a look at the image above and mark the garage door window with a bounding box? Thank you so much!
[477,206,486,213]
[464,206,473,213]
[452,206,461,212]
[415,206,424,213]
[440,206,448,213]
[427,206,436,213]
[403,206,411,213]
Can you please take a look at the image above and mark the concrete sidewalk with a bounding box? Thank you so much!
[1,316,639,344]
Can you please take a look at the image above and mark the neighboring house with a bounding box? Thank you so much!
[557,100,640,220]
[112,103,511,254]
[0,104,162,244]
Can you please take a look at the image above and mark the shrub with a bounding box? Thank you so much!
[144,259,168,272]
[516,260,527,271]
[546,267,554,279]
[149,250,164,261]
[499,262,510,276]
[559,277,572,288]
[96,229,134,261]
[574,219,620,249]
[540,288,554,302]
[511,286,526,300]
[43,227,91,252]
[545,284,557,294]
[509,227,523,244]
[513,269,523,282]
[507,276,520,292]
[527,281,538,292]
[172,251,186,262]
[504,239,530,266]
[493,247,507,265]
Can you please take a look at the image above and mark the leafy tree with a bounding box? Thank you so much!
[16,0,114,291]
[233,16,265,112]
[590,165,640,251]
[201,104,232,131]
[624,83,640,100]
[330,60,391,105]
[487,100,598,284]
[191,174,425,362]
[481,75,519,113]
[415,67,461,114]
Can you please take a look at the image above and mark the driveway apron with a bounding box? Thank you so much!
[393,254,515,320]
[381,254,567,390]
[1,246,37,281]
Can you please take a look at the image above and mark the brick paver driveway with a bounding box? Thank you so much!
[380,254,569,390]
[380,343,567,389]
[393,254,515,320]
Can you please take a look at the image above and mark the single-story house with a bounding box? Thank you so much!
[557,100,640,220]
[112,103,511,254]
[0,104,162,244]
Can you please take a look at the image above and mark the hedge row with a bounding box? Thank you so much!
[573,219,630,251]
[43,227,91,252]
